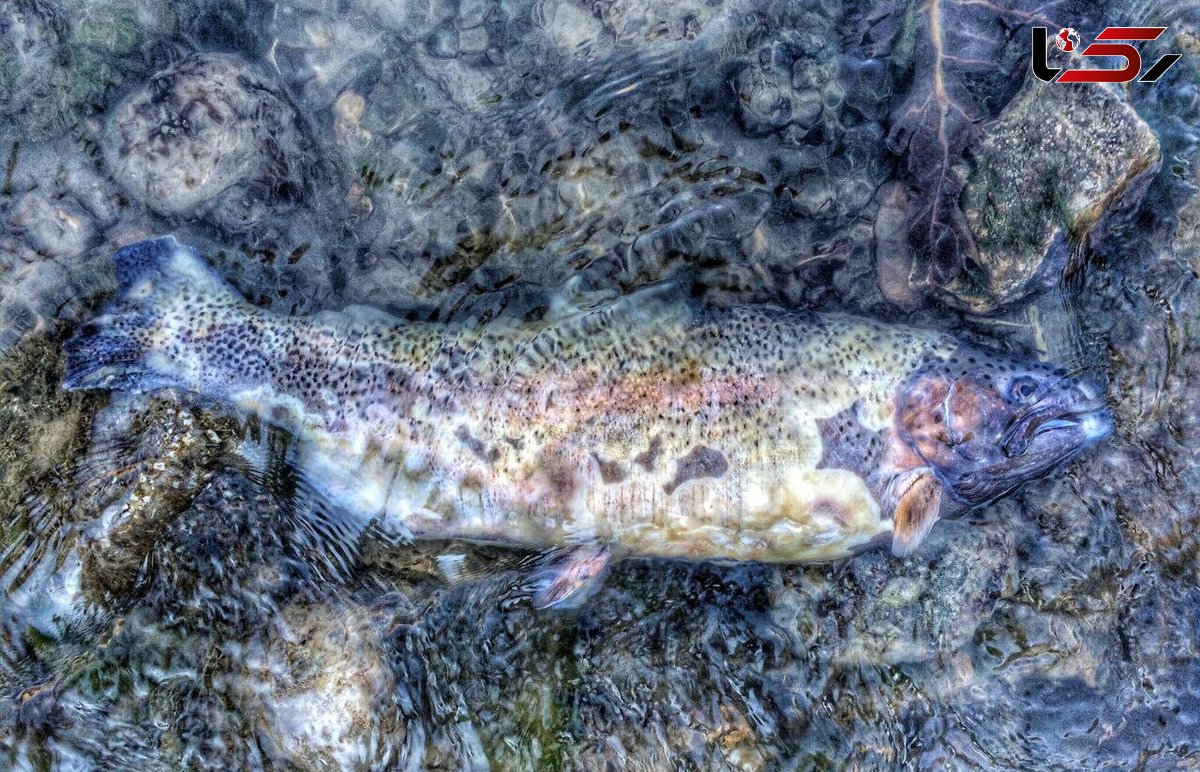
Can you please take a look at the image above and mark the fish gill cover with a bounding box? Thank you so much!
[0,0,1198,769]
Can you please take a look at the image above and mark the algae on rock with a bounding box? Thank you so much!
[955,73,1161,312]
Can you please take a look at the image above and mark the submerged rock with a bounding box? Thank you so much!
[0,1,65,134]
[0,329,95,526]
[79,401,234,603]
[253,601,405,769]
[840,518,1017,665]
[10,189,94,258]
[952,74,1161,312]
[0,0,176,136]
[102,53,307,232]
[872,180,918,310]
[1172,159,1200,277]
[0,136,132,356]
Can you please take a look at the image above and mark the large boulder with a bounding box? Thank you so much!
[102,53,307,232]
[955,74,1161,312]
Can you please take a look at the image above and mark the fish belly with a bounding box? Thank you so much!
[295,429,893,562]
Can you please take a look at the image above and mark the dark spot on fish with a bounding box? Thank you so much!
[663,445,728,494]
[455,426,499,463]
[592,452,627,484]
[815,403,886,491]
[539,455,577,503]
[503,436,524,452]
[633,435,663,471]
[458,471,486,493]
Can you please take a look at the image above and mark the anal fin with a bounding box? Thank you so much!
[527,543,612,609]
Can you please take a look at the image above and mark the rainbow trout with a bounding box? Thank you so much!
[64,237,1111,606]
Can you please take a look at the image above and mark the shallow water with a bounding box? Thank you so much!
[2,0,1200,769]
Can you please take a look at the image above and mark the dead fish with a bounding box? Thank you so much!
[63,236,1111,607]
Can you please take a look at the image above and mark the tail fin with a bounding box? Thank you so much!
[63,236,242,393]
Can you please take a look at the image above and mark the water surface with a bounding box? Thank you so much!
[2,0,1200,768]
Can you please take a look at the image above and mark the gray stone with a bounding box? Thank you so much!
[840,517,1017,665]
[102,53,307,232]
[11,190,94,258]
[956,73,1161,312]
[0,2,64,133]
[1172,160,1200,275]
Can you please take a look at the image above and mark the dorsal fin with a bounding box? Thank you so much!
[311,303,403,329]
[545,275,621,320]
[499,279,692,385]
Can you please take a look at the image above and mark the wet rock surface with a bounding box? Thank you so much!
[956,75,1161,312]
[102,52,309,231]
[1,0,1200,769]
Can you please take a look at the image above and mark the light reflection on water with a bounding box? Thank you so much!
[2,0,1200,769]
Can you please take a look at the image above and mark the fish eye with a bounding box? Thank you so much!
[1009,376,1039,402]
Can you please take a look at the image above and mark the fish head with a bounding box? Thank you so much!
[895,347,1112,507]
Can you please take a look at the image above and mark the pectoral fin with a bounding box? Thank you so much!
[887,468,944,558]
[527,543,612,609]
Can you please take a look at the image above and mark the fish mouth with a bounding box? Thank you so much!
[999,399,1112,458]
[952,401,1112,503]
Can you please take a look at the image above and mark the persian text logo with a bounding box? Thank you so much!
[1032,26,1182,83]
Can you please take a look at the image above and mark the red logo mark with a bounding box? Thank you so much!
[1055,28,1079,52]
[1033,26,1182,84]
